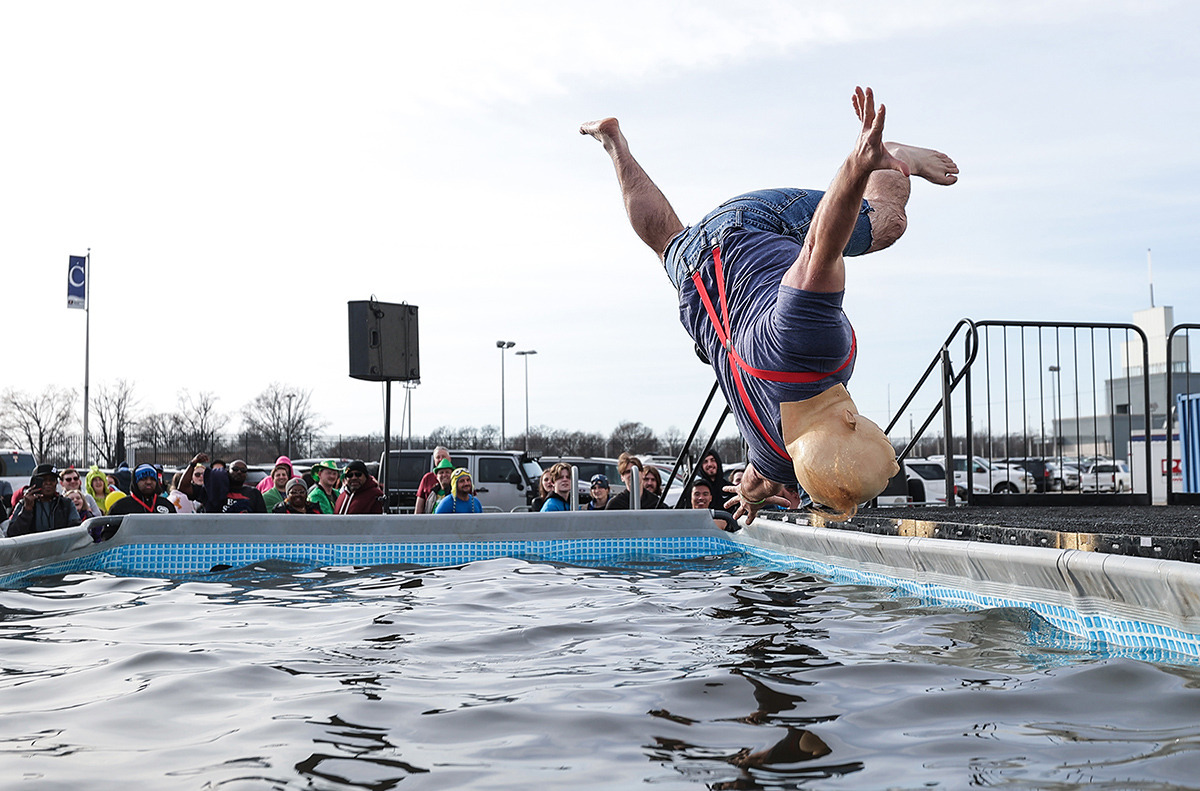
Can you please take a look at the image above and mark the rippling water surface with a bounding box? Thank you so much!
[2,554,1200,790]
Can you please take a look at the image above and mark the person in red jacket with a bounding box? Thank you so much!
[335,460,385,514]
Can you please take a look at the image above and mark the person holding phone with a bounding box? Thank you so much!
[7,464,82,537]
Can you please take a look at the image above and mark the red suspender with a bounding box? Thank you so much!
[690,245,856,460]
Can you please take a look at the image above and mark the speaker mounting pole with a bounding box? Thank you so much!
[348,299,421,512]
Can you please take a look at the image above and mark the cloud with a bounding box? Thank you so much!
[382,0,1123,114]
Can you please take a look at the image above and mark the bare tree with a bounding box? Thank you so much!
[324,434,384,461]
[241,383,325,458]
[0,386,78,463]
[609,421,657,455]
[479,424,500,450]
[90,379,140,467]
[714,436,746,465]
[178,389,224,456]
[136,411,182,463]
[659,427,687,458]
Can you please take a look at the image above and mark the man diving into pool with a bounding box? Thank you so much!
[581,86,958,523]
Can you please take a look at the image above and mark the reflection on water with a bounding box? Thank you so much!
[0,557,1199,789]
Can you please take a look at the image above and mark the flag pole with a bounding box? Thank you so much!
[83,248,91,465]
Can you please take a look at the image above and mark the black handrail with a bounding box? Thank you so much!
[658,381,730,509]
[1166,323,1200,504]
[884,319,978,460]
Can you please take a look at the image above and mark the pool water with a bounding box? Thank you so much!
[2,554,1199,789]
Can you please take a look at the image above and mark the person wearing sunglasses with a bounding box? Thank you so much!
[177,453,267,514]
[59,466,101,517]
[335,460,385,515]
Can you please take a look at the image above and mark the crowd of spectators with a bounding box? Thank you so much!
[2,446,747,537]
[1,452,390,537]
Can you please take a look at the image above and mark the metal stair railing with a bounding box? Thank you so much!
[883,319,979,507]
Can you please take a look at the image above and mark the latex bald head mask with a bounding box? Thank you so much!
[781,384,899,521]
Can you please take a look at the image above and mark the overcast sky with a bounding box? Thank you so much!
[5,1,1198,450]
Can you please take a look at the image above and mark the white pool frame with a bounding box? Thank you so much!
[3,510,1200,659]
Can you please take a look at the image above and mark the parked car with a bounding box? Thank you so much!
[379,449,542,512]
[1079,461,1132,493]
[903,458,952,503]
[1048,461,1080,491]
[657,463,696,506]
[927,455,1036,494]
[0,449,38,497]
[875,458,985,506]
[996,457,1056,492]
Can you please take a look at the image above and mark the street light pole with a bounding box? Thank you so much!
[515,350,537,453]
[285,392,295,458]
[496,340,515,448]
[1048,365,1060,456]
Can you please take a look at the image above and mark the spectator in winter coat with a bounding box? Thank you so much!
[108,464,178,515]
[585,474,611,510]
[335,460,385,514]
[605,453,660,510]
[7,464,82,537]
[414,447,452,514]
[539,462,573,512]
[274,478,322,514]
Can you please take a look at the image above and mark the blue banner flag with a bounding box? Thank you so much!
[67,255,87,309]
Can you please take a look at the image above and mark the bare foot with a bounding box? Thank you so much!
[579,117,626,153]
[886,142,959,185]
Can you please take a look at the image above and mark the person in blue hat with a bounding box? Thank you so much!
[109,464,177,515]
[585,474,610,510]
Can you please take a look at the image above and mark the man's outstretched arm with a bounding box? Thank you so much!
[783,86,909,294]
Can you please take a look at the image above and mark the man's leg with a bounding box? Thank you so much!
[580,118,684,259]
[785,88,958,291]
[863,142,958,253]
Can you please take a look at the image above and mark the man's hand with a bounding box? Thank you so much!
[720,463,787,526]
[189,452,209,467]
[722,486,790,526]
[850,86,909,178]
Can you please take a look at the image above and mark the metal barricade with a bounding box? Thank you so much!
[1167,324,1200,504]
[963,321,1152,505]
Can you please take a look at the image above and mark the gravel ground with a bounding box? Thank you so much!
[854,505,1200,538]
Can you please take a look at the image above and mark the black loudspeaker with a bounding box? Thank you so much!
[348,300,420,381]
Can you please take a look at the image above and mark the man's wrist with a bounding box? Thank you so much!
[738,487,766,506]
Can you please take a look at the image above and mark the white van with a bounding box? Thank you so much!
[379,449,542,513]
